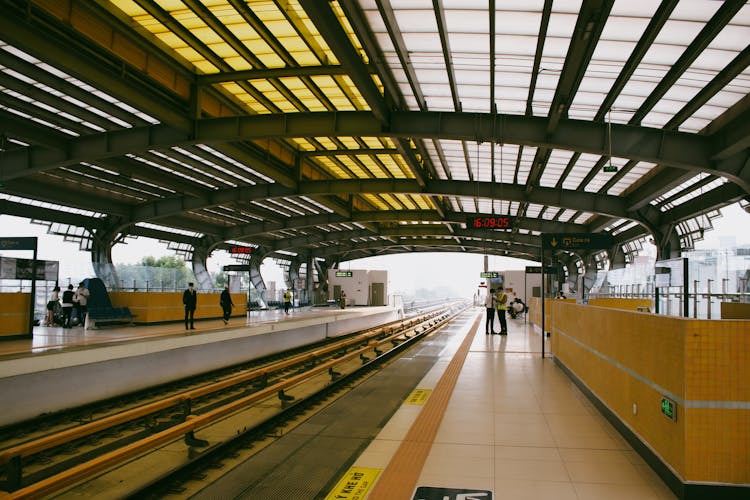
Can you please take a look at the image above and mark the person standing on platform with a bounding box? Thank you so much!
[484,287,496,335]
[283,290,292,315]
[339,290,347,309]
[183,282,197,330]
[61,284,75,329]
[220,285,234,324]
[495,286,508,335]
[74,282,90,327]
[45,285,60,326]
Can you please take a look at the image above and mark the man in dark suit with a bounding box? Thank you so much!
[220,285,234,324]
[183,282,197,330]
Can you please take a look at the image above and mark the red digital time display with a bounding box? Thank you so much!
[467,216,514,229]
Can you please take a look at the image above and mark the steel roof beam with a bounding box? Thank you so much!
[4,111,736,180]
[628,1,746,126]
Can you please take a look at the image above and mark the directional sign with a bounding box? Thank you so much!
[480,271,499,278]
[335,271,354,277]
[541,232,615,250]
[413,486,493,500]
[223,265,252,272]
[0,237,38,251]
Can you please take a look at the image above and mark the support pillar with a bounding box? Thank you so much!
[249,254,268,309]
[191,241,214,292]
[90,220,125,290]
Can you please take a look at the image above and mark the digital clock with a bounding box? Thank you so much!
[467,216,514,229]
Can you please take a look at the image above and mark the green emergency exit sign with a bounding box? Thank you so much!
[603,165,618,173]
[661,397,676,421]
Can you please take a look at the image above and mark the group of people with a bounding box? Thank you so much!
[484,286,528,335]
[45,282,90,328]
[182,283,236,330]
[484,285,509,335]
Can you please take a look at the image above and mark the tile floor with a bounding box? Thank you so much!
[357,309,677,499]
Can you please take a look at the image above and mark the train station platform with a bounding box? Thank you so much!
[194,307,678,500]
[0,305,402,427]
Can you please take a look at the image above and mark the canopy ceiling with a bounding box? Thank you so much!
[0,0,748,265]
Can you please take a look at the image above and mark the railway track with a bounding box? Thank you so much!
[0,302,468,498]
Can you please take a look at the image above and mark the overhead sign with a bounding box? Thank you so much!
[541,232,615,250]
[229,246,254,255]
[0,257,59,280]
[0,237,38,251]
[480,271,499,278]
[222,264,252,272]
[467,216,514,230]
[524,266,556,274]
[335,271,353,277]
[413,486,493,500]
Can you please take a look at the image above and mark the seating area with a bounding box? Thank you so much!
[86,307,135,329]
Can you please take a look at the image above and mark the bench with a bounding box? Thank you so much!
[86,306,136,329]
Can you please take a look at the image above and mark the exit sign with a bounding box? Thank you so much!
[603,165,618,173]
[661,397,677,421]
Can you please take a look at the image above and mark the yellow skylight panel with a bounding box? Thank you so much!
[343,160,367,178]
[379,194,401,209]
[290,138,315,150]
[330,1,368,64]
[396,194,417,210]
[318,157,350,178]
[194,61,220,73]
[338,75,369,110]
[337,137,360,149]
[155,0,187,11]
[378,155,408,179]
[356,155,386,178]
[314,137,338,150]
[190,27,226,45]
[362,137,386,148]
[224,57,253,71]
[414,196,433,210]
[112,0,146,17]
[154,31,188,49]
[362,194,388,210]
[309,76,354,111]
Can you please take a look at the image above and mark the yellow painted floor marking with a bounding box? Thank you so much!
[324,466,382,500]
[405,388,432,405]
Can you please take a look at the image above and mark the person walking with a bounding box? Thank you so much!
[46,285,60,326]
[61,284,75,329]
[74,282,90,327]
[183,282,197,330]
[495,286,508,335]
[220,285,234,324]
[484,287,496,335]
[283,290,292,315]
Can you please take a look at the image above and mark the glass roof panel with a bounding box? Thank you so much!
[539,149,574,187]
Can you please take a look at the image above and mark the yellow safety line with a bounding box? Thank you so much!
[366,312,481,499]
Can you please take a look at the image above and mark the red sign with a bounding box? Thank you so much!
[230,246,254,254]
[467,216,514,229]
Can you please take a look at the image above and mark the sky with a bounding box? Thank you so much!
[1,203,748,298]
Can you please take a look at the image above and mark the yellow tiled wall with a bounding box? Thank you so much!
[0,293,30,337]
[588,298,653,311]
[109,292,246,324]
[550,301,750,485]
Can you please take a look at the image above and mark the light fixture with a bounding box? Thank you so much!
[603,110,618,173]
